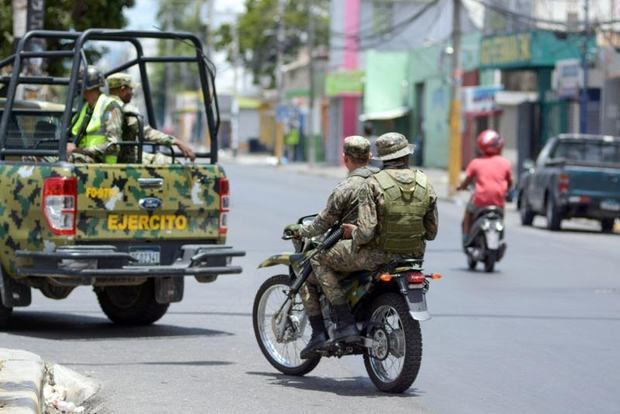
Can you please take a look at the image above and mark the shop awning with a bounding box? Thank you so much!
[359,106,409,121]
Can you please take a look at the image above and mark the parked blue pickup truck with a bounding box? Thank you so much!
[518,134,620,232]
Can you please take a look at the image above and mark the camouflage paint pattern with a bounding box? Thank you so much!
[74,163,226,241]
[0,162,227,278]
[0,163,74,276]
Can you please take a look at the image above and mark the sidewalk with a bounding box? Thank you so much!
[0,348,98,414]
[219,151,460,202]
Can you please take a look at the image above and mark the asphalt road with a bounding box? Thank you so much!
[1,163,618,413]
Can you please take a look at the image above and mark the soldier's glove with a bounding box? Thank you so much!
[283,224,302,240]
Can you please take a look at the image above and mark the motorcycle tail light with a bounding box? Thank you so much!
[378,273,393,282]
[406,271,425,284]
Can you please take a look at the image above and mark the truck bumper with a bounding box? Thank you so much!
[15,245,245,280]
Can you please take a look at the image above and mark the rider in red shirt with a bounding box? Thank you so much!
[457,130,513,235]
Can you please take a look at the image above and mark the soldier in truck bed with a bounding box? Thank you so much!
[106,72,195,164]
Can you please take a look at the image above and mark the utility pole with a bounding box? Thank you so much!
[306,0,316,167]
[579,0,589,134]
[274,0,285,165]
[448,0,462,196]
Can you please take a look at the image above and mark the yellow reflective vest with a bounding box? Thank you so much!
[71,94,118,163]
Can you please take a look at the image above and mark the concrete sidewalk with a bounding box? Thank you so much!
[219,151,457,201]
[0,349,45,414]
[0,348,98,414]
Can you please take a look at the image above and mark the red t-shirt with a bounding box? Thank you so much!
[465,155,513,208]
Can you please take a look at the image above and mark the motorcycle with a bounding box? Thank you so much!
[252,215,441,394]
[462,206,507,272]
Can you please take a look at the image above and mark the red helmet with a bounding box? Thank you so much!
[476,129,504,156]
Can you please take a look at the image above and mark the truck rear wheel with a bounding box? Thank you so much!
[601,219,615,234]
[96,280,169,325]
[0,302,12,330]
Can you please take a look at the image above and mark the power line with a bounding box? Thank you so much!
[330,0,441,51]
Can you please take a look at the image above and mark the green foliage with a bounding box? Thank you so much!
[215,0,330,86]
[0,0,135,70]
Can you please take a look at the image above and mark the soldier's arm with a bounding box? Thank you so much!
[352,182,378,247]
[144,125,175,146]
[299,187,345,238]
[423,183,439,241]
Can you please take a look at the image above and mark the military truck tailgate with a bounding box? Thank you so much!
[74,164,227,242]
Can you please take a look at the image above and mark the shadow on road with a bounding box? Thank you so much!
[247,371,423,398]
[61,360,234,367]
[4,311,233,341]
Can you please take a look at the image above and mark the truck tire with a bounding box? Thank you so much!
[519,193,535,226]
[546,197,562,231]
[601,219,615,234]
[0,302,12,330]
[96,280,169,325]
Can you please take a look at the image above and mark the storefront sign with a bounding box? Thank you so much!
[462,85,503,114]
[480,33,531,68]
[554,59,582,98]
[325,70,364,97]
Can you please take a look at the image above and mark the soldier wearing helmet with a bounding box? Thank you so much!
[106,73,195,164]
[68,66,122,163]
[457,129,513,235]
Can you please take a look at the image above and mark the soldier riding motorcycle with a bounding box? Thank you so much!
[458,130,513,272]
[252,133,441,393]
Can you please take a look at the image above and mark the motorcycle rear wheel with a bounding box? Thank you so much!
[363,293,422,393]
[253,274,320,376]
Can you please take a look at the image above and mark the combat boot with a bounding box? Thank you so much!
[332,303,359,341]
[300,315,327,359]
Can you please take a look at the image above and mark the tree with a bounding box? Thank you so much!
[0,0,135,61]
[214,0,329,86]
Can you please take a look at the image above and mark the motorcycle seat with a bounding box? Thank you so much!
[473,206,504,221]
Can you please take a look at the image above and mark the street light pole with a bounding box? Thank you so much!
[274,0,285,165]
[448,0,462,196]
[306,0,316,167]
[579,0,589,134]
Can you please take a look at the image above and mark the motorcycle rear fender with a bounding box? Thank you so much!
[257,253,293,268]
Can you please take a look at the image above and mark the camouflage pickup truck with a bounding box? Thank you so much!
[0,30,244,328]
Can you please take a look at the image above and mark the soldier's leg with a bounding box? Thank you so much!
[299,273,322,317]
[299,273,328,359]
[311,241,369,340]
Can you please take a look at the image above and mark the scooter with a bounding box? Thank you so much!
[463,206,507,272]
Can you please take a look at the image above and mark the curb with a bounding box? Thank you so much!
[0,349,99,414]
[0,348,45,414]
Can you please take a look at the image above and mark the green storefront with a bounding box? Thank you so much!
[479,30,596,148]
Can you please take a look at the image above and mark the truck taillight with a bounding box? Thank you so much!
[42,177,77,236]
[217,177,230,235]
[558,173,569,193]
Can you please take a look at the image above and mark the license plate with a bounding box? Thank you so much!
[601,200,620,212]
[486,230,500,249]
[129,246,161,265]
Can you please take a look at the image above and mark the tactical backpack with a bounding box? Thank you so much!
[373,169,430,254]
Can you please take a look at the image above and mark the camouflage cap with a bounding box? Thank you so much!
[343,135,370,159]
[375,132,414,161]
[106,73,140,89]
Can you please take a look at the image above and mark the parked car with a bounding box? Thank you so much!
[518,134,620,232]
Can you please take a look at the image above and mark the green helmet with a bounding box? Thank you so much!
[79,66,105,91]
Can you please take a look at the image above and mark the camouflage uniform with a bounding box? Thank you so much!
[311,132,438,308]
[71,94,122,163]
[107,73,176,164]
[298,136,373,316]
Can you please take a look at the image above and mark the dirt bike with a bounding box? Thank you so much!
[252,215,441,394]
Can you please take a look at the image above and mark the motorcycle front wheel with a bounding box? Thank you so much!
[253,274,320,376]
[363,293,422,393]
